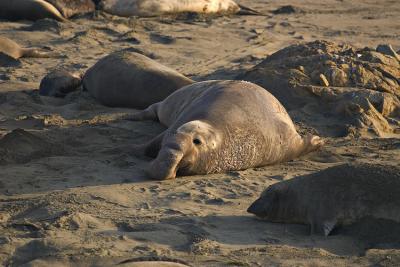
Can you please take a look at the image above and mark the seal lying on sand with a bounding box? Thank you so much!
[126,80,323,180]
[248,163,400,236]
[0,37,61,59]
[0,0,66,21]
[83,50,193,109]
[0,0,94,21]
[120,262,189,267]
[100,0,260,17]
[39,69,82,97]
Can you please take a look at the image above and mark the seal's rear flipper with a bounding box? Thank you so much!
[23,48,65,58]
[237,4,263,16]
[310,219,337,236]
[124,103,160,121]
[322,219,337,236]
[301,134,324,156]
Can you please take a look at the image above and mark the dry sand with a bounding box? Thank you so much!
[0,0,399,266]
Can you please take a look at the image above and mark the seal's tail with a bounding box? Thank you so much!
[22,48,64,58]
[237,4,263,16]
[300,134,324,156]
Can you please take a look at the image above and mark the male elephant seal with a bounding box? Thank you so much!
[83,50,193,109]
[248,163,400,237]
[126,80,323,180]
[0,0,66,22]
[0,37,61,59]
[100,0,260,17]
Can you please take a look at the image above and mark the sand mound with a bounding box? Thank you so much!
[0,129,59,164]
[241,40,400,137]
[20,19,64,33]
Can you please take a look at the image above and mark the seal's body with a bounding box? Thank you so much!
[101,0,258,17]
[0,0,66,21]
[128,80,323,180]
[83,50,193,109]
[248,163,400,236]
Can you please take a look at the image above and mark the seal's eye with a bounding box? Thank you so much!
[193,138,202,145]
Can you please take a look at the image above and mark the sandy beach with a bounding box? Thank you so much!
[0,0,399,266]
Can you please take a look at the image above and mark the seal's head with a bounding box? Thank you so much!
[146,120,221,180]
[247,182,302,224]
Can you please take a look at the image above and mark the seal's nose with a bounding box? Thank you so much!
[167,132,192,151]
[247,198,266,217]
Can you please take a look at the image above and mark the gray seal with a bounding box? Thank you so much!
[39,70,82,97]
[248,163,400,236]
[83,50,194,109]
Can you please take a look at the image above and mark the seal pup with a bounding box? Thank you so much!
[39,69,82,97]
[247,163,400,236]
[82,50,194,109]
[0,0,66,22]
[0,37,61,59]
[126,80,323,180]
[100,0,260,17]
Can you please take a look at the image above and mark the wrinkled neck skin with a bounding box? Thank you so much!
[146,120,321,180]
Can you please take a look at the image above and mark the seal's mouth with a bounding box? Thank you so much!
[176,160,193,176]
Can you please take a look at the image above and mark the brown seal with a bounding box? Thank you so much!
[0,0,66,22]
[126,80,323,180]
[39,69,82,97]
[0,37,61,59]
[248,163,400,237]
[82,50,194,109]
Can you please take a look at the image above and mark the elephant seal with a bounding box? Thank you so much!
[247,163,400,237]
[100,0,260,17]
[39,69,82,97]
[45,0,95,18]
[83,50,194,109]
[126,80,323,180]
[0,0,66,22]
[0,37,61,59]
[119,262,189,267]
